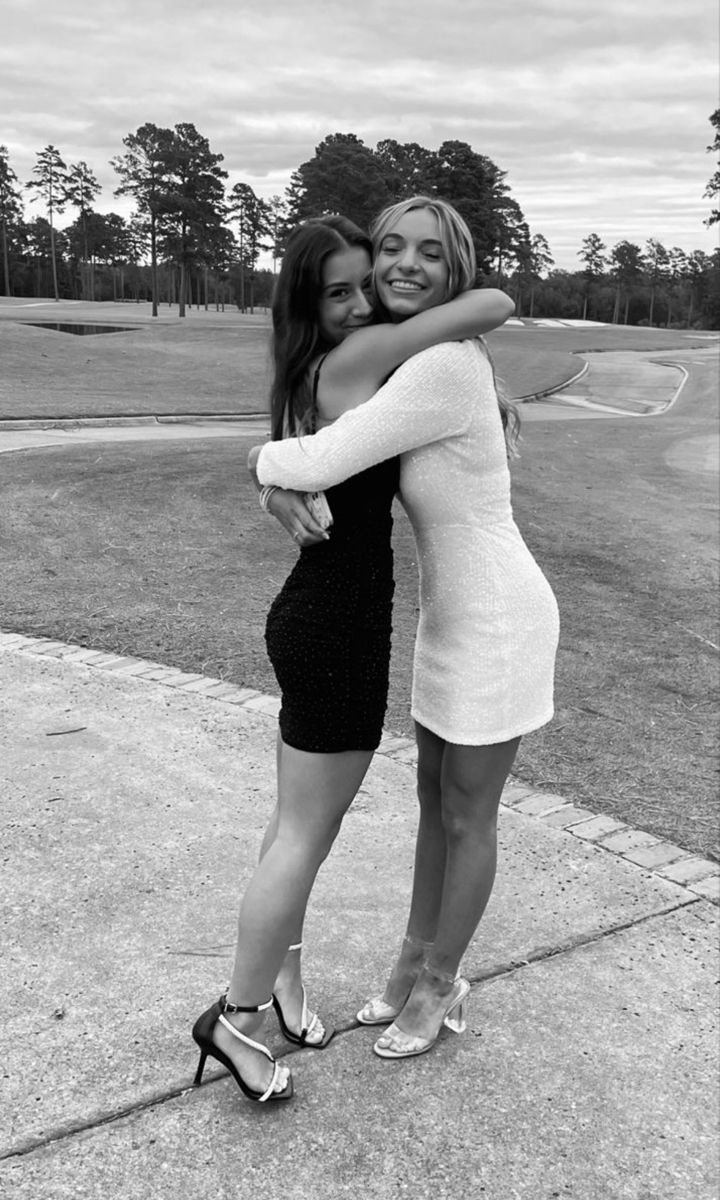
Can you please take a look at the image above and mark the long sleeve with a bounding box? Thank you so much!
[256,341,480,491]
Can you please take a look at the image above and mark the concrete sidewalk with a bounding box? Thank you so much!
[1,632,718,1199]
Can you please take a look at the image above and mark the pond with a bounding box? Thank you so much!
[24,323,137,336]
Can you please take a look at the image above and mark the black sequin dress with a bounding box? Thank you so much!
[265,459,399,753]
[265,364,399,753]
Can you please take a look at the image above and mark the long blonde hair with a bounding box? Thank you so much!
[371,195,520,454]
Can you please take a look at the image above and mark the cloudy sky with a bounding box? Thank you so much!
[3,0,718,269]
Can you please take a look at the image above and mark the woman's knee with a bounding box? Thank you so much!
[415,722,444,808]
[439,739,517,837]
[416,763,441,811]
[274,809,345,868]
[440,780,500,842]
[416,751,442,810]
[315,811,345,859]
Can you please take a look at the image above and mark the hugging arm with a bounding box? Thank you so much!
[248,459,330,547]
[319,288,513,419]
[252,343,478,492]
[266,488,330,545]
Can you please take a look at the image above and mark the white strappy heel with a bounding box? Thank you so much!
[373,977,471,1060]
[272,941,334,1048]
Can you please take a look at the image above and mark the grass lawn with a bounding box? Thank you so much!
[1,309,714,419]
[2,368,718,858]
[0,317,274,420]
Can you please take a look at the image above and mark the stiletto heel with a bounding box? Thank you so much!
[373,976,471,1060]
[193,1049,208,1087]
[272,942,334,1048]
[192,995,293,1103]
[357,933,433,1026]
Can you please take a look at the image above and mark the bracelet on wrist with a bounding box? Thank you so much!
[259,485,278,512]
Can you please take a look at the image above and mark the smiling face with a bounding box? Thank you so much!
[317,245,374,345]
[373,207,451,321]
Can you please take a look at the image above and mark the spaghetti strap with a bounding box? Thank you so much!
[312,353,331,402]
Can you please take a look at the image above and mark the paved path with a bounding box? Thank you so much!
[0,417,267,454]
[1,632,718,1199]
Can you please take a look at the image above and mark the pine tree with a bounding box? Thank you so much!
[158,123,228,317]
[112,123,176,317]
[228,182,271,311]
[63,161,101,299]
[578,234,607,319]
[0,146,22,296]
[26,144,67,301]
[285,133,393,230]
[704,109,720,227]
[610,241,645,324]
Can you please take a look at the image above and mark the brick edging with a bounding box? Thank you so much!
[3,630,718,906]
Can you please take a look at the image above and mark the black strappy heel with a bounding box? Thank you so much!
[272,941,335,1049]
[192,995,294,1103]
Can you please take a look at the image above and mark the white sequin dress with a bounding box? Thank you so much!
[257,340,559,745]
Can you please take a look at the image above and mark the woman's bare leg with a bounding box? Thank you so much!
[257,735,349,1030]
[429,736,519,975]
[376,736,519,1049]
[215,741,373,1091]
[255,733,284,864]
[371,722,446,1009]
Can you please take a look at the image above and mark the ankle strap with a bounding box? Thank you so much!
[403,932,433,950]
[220,993,273,1014]
[422,962,458,986]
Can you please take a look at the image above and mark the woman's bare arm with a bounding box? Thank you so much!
[248,452,330,546]
[253,341,484,492]
[318,288,513,419]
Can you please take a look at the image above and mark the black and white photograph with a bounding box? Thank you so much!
[1,2,718,1197]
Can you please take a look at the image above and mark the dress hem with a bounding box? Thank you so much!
[279,728,383,755]
[410,706,555,746]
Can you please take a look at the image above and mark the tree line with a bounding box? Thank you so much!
[0,114,718,326]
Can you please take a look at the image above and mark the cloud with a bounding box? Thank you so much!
[3,0,718,267]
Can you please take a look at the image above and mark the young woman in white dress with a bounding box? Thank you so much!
[251,197,560,1060]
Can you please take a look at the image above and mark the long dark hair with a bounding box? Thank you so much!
[270,215,372,440]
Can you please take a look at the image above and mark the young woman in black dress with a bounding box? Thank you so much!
[192,215,514,1103]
